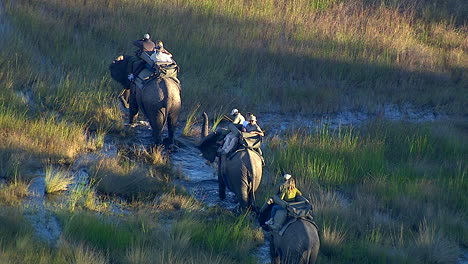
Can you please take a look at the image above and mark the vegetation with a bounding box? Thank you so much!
[259,120,467,263]
[0,0,466,263]
[44,166,73,194]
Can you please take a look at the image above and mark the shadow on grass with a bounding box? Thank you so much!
[4,0,466,115]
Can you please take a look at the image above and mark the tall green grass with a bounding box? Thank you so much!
[261,121,467,262]
[172,209,263,262]
[2,0,466,115]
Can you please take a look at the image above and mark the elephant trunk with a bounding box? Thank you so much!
[202,112,209,138]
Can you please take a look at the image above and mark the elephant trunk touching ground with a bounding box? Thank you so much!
[109,55,181,146]
[198,112,263,210]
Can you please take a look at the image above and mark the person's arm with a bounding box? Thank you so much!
[247,125,264,136]
[255,125,264,136]
[296,189,302,196]
[280,190,286,200]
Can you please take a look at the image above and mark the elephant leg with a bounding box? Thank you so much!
[128,86,138,124]
[270,237,280,264]
[166,113,178,145]
[217,157,226,200]
[239,182,249,209]
[147,109,165,145]
[118,88,130,109]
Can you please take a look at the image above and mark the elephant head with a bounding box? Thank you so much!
[109,55,182,146]
[198,112,263,210]
[109,55,132,89]
[259,204,320,264]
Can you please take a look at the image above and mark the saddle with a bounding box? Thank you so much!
[132,52,180,89]
[225,123,263,160]
[278,217,319,236]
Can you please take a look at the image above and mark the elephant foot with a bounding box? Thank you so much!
[165,143,179,152]
[125,121,138,127]
[162,137,175,146]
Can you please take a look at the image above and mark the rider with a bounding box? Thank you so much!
[242,114,264,136]
[150,40,174,64]
[219,108,245,155]
[242,114,264,158]
[118,34,155,109]
[265,174,302,227]
[230,108,245,125]
[133,33,156,56]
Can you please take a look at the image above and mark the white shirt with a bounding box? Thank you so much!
[150,51,173,63]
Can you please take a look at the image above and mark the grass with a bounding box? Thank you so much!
[260,120,467,262]
[44,166,73,194]
[172,208,263,262]
[182,103,200,136]
[4,0,464,117]
[0,180,29,206]
[88,150,175,200]
[68,179,105,212]
[0,0,466,262]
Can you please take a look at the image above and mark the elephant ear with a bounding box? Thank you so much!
[109,55,131,88]
[197,132,220,163]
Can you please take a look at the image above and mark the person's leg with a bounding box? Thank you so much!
[221,133,234,153]
[266,205,281,225]
[225,136,238,154]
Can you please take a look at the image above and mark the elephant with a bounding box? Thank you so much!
[109,55,181,146]
[198,112,263,210]
[259,201,320,264]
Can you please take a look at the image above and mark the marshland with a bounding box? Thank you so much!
[0,0,466,263]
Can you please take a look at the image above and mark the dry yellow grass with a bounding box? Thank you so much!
[0,180,29,206]
[45,166,73,194]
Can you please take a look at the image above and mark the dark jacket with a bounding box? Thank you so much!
[133,38,156,53]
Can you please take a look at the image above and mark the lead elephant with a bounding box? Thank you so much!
[259,203,320,264]
[109,55,181,145]
[198,112,263,210]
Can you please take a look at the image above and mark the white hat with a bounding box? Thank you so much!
[283,174,292,180]
[144,33,150,40]
[230,109,239,115]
